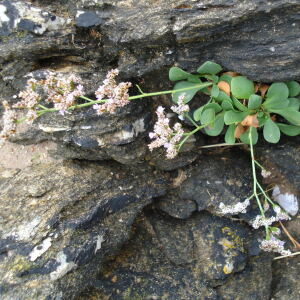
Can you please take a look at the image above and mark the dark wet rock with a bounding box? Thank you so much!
[255,136,300,215]
[78,209,269,299]
[178,148,253,213]
[217,255,273,300]
[0,161,167,300]
[272,256,300,300]
[271,217,300,300]
[156,192,197,219]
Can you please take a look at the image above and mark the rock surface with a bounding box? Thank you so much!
[0,161,166,299]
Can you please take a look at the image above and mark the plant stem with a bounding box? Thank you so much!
[16,82,212,123]
[178,124,206,150]
[184,113,199,128]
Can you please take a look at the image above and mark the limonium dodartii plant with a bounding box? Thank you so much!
[1,61,300,257]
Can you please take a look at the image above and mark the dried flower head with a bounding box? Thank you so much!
[93,69,132,114]
[14,78,41,109]
[219,198,250,215]
[41,72,84,114]
[261,169,271,178]
[171,94,190,116]
[148,106,184,159]
[259,235,291,256]
[251,205,290,229]
[0,101,17,146]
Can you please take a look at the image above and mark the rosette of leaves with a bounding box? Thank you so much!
[169,61,300,145]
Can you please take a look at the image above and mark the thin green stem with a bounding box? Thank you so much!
[254,160,266,170]
[177,124,206,150]
[256,181,276,206]
[16,82,212,124]
[249,128,265,217]
[184,113,199,128]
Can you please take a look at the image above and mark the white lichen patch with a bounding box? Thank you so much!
[3,1,70,35]
[39,125,71,133]
[132,118,146,135]
[0,4,10,26]
[50,251,77,281]
[3,217,41,241]
[94,235,104,254]
[29,237,52,261]
[272,185,298,216]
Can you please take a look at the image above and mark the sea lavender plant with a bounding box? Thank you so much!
[1,62,299,258]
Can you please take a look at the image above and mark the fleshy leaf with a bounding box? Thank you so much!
[211,84,220,98]
[169,67,191,81]
[270,108,300,126]
[288,98,300,111]
[225,124,236,144]
[263,96,289,110]
[232,97,249,112]
[214,91,231,102]
[197,61,222,75]
[201,108,215,125]
[224,111,248,125]
[277,123,300,136]
[217,81,230,96]
[222,99,234,111]
[248,94,262,110]
[219,74,232,84]
[266,82,289,100]
[240,127,258,145]
[204,112,225,136]
[286,81,300,97]
[172,81,211,103]
[193,106,205,121]
[263,119,281,143]
[231,76,255,99]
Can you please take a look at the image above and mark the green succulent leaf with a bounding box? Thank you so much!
[263,96,289,110]
[214,91,232,103]
[172,81,210,103]
[270,108,300,126]
[232,96,249,112]
[277,123,300,136]
[286,81,300,97]
[193,106,205,121]
[202,74,219,83]
[231,76,255,99]
[224,111,248,125]
[225,124,236,144]
[204,112,225,136]
[266,82,289,100]
[197,61,222,75]
[193,103,222,121]
[169,67,191,81]
[211,84,220,98]
[263,119,281,143]
[248,94,262,110]
[204,103,223,113]
[219,74,232,84]
[201,108,215,125]
[222,99,234,111]
[257,114,268,127]
[288,98,300,111]
[240,127,258,145]
[187,75,202,83]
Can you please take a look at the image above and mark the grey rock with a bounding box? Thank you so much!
[217,255,273,300]
[80,209,270,299]
[178,148,253,213]
[0,161,167,300]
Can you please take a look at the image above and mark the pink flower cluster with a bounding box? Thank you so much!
[260,235,291,256]
[0,101,17,145]
[13,73,84,120]
[171,94,189,116]
[148,106,184,159]
[93,69,132,114]
[43,73,84,114]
